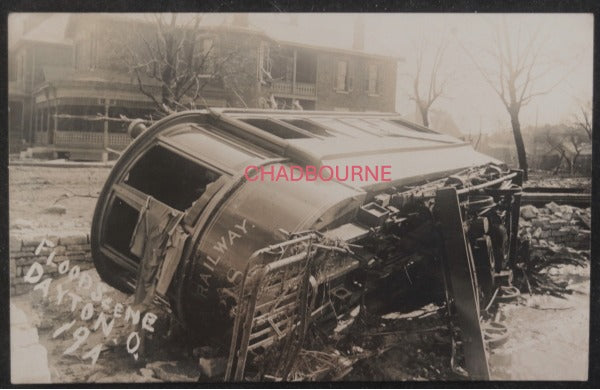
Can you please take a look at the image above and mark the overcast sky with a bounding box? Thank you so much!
[10,13,593,135]
[255,13,593,135]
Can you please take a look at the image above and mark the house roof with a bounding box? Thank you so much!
[60,13,398,60]
[38,67,162,88]
[10,13,71,50]
[248,15,400,60]
[41,65,73,82]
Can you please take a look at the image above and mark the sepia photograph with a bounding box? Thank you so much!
[6,11,594,383]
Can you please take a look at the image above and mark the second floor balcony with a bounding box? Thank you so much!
[271,81,316,98]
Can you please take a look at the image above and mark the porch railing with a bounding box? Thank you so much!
[53,131,132,150]
[272,81,316,97]
[294,82,316,96]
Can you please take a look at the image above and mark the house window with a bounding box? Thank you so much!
[335,60,352,92]
[367,64,379,95]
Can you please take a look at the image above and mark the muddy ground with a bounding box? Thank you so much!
[9,165,109,236]
[8,165,591,382]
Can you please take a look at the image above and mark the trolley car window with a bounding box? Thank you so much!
[124,145,221,211]
[310,118,367,138]
[280,119,333,137]
[240,118,311,139]
[104,197,141,261]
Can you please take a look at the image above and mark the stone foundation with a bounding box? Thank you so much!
[10,231,93,296]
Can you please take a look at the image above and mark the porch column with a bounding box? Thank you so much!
[21,100,27,145]
[52,104,58,144]
[39,110,43,139]
[45,107,50,144]
[102,100,109,162]
[292,49,297,94]
[33,110,38,145]
[50,103,58,157]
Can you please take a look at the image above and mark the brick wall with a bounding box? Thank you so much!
[10,231,93,296]
[314,53,397,112]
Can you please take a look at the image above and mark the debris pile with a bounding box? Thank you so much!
[519,202,591,251]
[277,303,459,381]
[517,202,590,297]
[342,303,459,381]
[524,176,591,190]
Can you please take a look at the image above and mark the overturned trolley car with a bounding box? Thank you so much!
[91,109,523,381]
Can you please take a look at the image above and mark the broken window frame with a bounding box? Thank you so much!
[99,124,262,269]
[101,143,225,264]
[123,142,225,211]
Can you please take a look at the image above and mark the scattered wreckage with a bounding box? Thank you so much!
[91,108,527,381]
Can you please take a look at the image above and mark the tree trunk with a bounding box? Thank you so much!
[572,152,580,175]
[553,153,563,175]
[569,158,574,175]
[420,107,429,128]
[573,151,581,173]
[509,111,528,181]
[564,157,571,174]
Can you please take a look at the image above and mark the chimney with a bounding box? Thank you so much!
[231,14,249,28]
[352,15,365,51]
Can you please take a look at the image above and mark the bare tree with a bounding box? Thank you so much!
[406,39,450,128]
[544,131,569,174]
[464,19,566,180]
[542,124,588,174]
[567,133,585,174]
[565,123,590,174]
[118,14,250,115]
[572,100,592,141]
